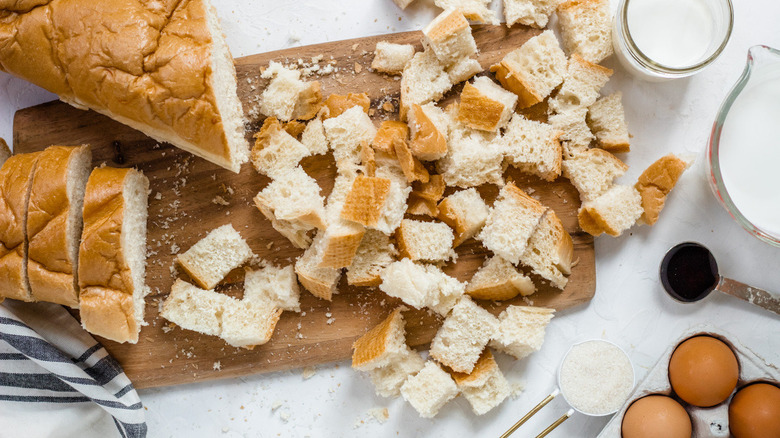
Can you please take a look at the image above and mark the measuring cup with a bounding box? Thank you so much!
[659,242,780,315]
[500,340,634,438]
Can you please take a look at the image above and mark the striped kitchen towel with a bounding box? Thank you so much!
[0,300,146,438]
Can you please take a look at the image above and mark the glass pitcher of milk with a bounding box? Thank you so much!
[708,46,780,247]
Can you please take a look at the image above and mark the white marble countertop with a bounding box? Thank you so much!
[1,1,779,437]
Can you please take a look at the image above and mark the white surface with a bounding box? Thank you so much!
[1,0,780,437]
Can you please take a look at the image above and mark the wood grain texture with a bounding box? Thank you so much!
[13,25,595,389]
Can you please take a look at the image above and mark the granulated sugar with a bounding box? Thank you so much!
[559,340,634,415]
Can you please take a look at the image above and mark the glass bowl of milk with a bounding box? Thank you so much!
[708,45,780,247]
[613,0,733,81]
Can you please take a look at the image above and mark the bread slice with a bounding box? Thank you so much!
[548,108,595,158]
[430,296,499,373]
[254,166,326,248]
[478,183,547,264]
[251,117,309,178]
[161,279,232,337]
[177,224,254,290]
[446,57,483,85]
[423,9,478,66]
[396,219,456,262]
[259,62,322,121]
[400,49,453,119]
[520,209,573,289]
[352,307,409,371]
[393,138,430,184]
[502,114,563,182]
[0,152,41,302]
[409,103,449,161]
[489,30,567,109]
[369,348,426,398]
[458,76,519,132]
[300,117,330,156]
[78,167,149,344]
[578,184,643,237]
[322,93,371,120]
[636,154,690,225]
[244,264,300,312]
[379,259,465,315]
[437,128,505,188]
[347,230,397,287]
[26,145,91,308]
[294,231,342,301]
[562,148,628,202]
[548,54,613,114]
[437,188,489,247]
[489,305,554,359]
[434,0,499,24]
[0,138,10,167]
[220,300,283,348]
[372,42,416,75]
[373,121,409,156]
[587,92,630,153]
[557,0,613,64]
[467,256,535,300]
[451,349,510,415]
[504,0,562,28]
[323,105,378,173]
[400,361,459,418]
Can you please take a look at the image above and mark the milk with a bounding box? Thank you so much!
[627,0,715,68]
[718,69,780,239]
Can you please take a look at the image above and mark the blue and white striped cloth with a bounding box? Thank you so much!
[0,300,146,438]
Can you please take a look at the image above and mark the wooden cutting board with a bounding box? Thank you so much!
[12,25,595,389]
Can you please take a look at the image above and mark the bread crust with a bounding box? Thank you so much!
[490,62,543,109]
[373,121,409,156]
[340,176,392,227]
[0,152,41,302]
[410,104,448,160]
[458,83,505,131]
[392,138,430,184]
[636,154,688,225]
[352,307,405,369]
[322,93,371,119]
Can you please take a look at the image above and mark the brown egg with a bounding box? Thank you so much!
[621,395,692,438]
[729,383,780,438]
[669,336,739,407]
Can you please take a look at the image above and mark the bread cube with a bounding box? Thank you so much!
[451,349,510,415]
[434,0,499,24]
[423,9,478,66]
[504,0,562,28]
[458,76,519,132]
[177,224,253,290]
[587,92,630,153]
[295,231,342,301]
[437,128,505,188]
[400,50,453,119]
[557,0,613,64]
[372,42,416,75]
[437,188,489,247]
[501,114,563,182]
[446,57,482,84]
[393,138,430,183]
[467,256,535,300]
[548,108,595,158]
[635,154,690,225]
[161,279,232,337]
[478,183,547,264]
[562,148,628,202]
[400,361,459,418]
[352,307,409,371]
[393,0,417,9]
[259,62,304,121]
[396,219,456,262]
[548,54,613,114]
[489,30,567,108]
[490,306,554,359]
[251,117,310,178]
[220,301,282,348]
[520,210,573,290]
[409,103,448,161]
[301,117,329,156]
[372,121,409,156]
[430,296,499,373]
[347,230,397,287]
[578,184,643,237]
[323,105,377,173]
[379,259,465,315]
[244,264,301,312]
[369,348,426,398]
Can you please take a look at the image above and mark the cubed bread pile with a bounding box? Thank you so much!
[0,145,150,344]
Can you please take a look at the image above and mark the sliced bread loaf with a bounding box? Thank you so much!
[451,349,510,415]
[429,296,499,373]
[578,184,643,236]
[562,148,628,202]
[372,42,416,75]
[502,114,563,182]
[466,256,535,300]
[588,92,630,153]
[396,219,456,262]
[78,167,149,344]
[458,76,519,132]
[437,188,490,247]
[557,0,613,64]
[400,361,459,418]
[490,305,554,359]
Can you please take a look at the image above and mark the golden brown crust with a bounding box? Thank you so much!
[0,152,41,302]
[352,306,404,369]
[372,121,408,156]
[451,349,496,386]
[392,138,430,184]
[282,120,307,138]
[361,141,376,177]
[322,93,371,119]
[425,8,470,44]
[340,176,392,227]
[409,104,447,160]
[292,81,323,121]
[490,63,543,109]
[319,228,366,269]
[252,117,283,158]
[412,175,446,203]
[578,206,610,236]
[548,210,574,276]
[406,194,439,217]
[599,141,630,154]
[295,266,337,301]
[437,197,470,247]
[457,83,505,131]
[0,0,241,171]
[636,154,687,225]
[467,281,522,301]
[27,146,89,308]
[79,287,136,343]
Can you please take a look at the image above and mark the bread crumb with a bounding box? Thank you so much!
[213,361,222,371]
[280,411,290,422]
[212,195,230,206]
[154,192,162,200]
[351,43,359,51]
[382,102,394,112]
[510,381,526,399]
[170,243,180,255]
[271,400,283,411]
[302,366,316,380]
[368,407,389,424]
[354,62,363,74]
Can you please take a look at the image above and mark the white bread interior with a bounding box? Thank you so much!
[548,54,613,114]
[451,349,511,415]
[562,148,628,202]
[434,0,499,24]
[556,0,614,64]
[372,42,416,75]
[502,113,563,182]
[400,361,459,418]
[489,305,554,359]
[177,224,254,290]
[244,264,300,313]
[379,259,465,316]
[587,92,630,153]
[578,184,643,237]
[430,296,499,373]
[396,219,456,262]
[504,0,562,28]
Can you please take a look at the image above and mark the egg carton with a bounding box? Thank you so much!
[597,324,780,437]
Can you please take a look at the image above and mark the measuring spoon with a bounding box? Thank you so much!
[659,242,780,316]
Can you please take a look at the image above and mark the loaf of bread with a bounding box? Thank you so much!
[0,0,249,173]
[78,167,149,344]
[27,145,92,308]
[0,152,41,302]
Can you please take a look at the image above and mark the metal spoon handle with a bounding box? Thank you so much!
[717,277,780,316]
[500,389,559,438]
[535,409,574,438]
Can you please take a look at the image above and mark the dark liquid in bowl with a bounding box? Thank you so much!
[660,243,719,302]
